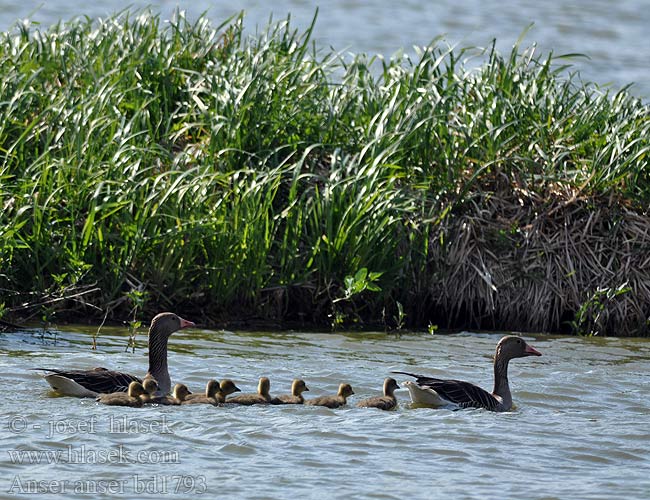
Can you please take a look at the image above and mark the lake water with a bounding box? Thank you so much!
[0,0,648,99]
[1,325,649,499]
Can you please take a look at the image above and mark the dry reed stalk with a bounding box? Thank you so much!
[427,186,650,336]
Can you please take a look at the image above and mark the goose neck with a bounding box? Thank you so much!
[492,354,512,408]
[147,329,170,394]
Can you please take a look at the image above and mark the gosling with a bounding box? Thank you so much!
[356,378,399,411]
[150,383,191,406]
[215,379,241,403]
[271,379,309,405]
[96,381,146,408]
[140,377,160,404]
[227,377,272,405]
[182,380,220,406]
[306,383,354,409]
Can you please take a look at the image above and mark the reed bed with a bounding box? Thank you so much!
[0,11,648,335]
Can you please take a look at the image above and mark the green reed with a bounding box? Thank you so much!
[0,10,647,332]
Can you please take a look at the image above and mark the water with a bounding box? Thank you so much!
[0,1,648,99]
[1,326,649,499]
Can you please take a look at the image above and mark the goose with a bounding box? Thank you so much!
[215,379,241,403]
[271,379,309,405]
[306,383,354,409]
[356,378,400,410]
[34,312,194,397]
[150,383,191,406]
[182,380,220,406]
[393,335,541,412]
[96,381,146,407]
[140,377,160,403]
[226,377,272,405]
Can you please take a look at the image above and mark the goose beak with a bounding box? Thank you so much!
[304,387,310,392]
[525,345,542,356]
[179,317,195,329]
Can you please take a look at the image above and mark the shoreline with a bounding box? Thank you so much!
[4,184,647,337]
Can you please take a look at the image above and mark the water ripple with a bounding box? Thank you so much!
[1,330,649,499]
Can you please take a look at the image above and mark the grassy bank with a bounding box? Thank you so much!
[0,10,648,335]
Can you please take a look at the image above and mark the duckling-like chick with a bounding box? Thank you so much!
[96,381,146,407]
[226,377,272,405]
[215,379,241,404]
[306,383,354,409]
[140,377,160,404]
[150,383,191,406]
[271,379,309,405]
[356,378,399,410]
[182,379,220,406]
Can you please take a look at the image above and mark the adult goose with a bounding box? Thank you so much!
[226,377,272,405]
[356,378,399,410]
[306,383,354,409]
[35,312,194,397]
[394,335,541,412]
[271,379,309,405]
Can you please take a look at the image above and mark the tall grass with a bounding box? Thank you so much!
[0,10,648,334]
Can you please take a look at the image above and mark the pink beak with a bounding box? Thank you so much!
[179,317,195,329]
[525,344,542,356]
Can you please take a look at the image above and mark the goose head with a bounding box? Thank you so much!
[496,336,542,361]
[258,377,271,397]
[338,383,354,398]
[383,377,400,397]
[219,379,241,396]
[172,383,191,402]
[291,379,309,396]
[150,312,195,339]
[203,379,220,398]
[142,377,159,396]
[127,381,147,398]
